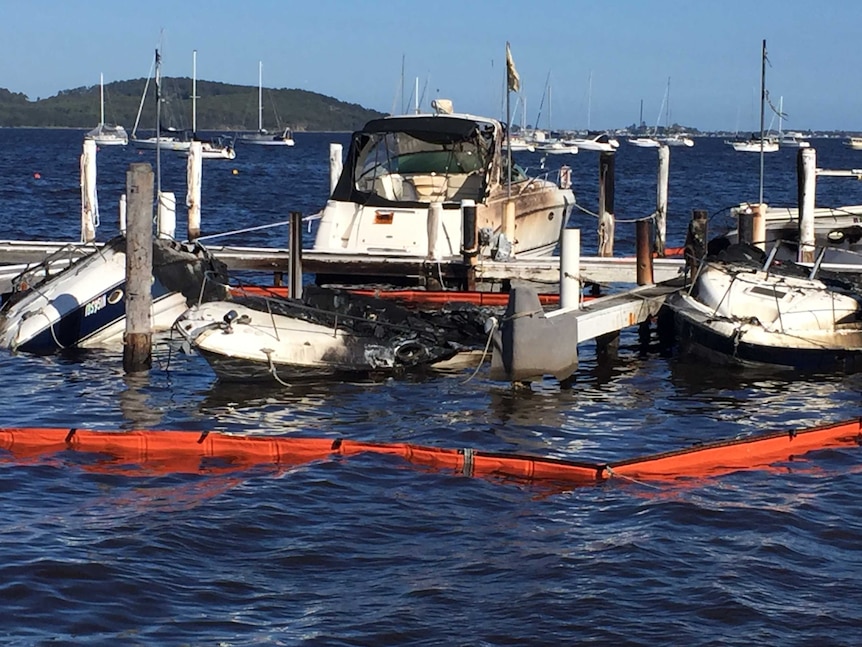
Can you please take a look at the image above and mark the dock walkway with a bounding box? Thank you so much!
[489,279,684,383]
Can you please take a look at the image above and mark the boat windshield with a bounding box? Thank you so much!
[353,132,488,203]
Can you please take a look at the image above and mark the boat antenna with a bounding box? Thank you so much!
[759,38,767,206]
[155,46,162,200]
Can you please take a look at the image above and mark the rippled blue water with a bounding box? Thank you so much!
[1,128,862,646]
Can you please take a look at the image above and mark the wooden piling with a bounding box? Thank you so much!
[597,151,615,257]
[502,199,516,247]
[461,199,478,291]
[123,163,154,373]
[80,139,97,243]
[187,140,202,240]
[428,202,442,259]
[797,147,817,263]
[289,210,303,300]
[684,209,708,277]
[636,219,654,285]
[752,202,767,251]
[737,207,754,246]
[655,144,669,256]
[560,228,580,309]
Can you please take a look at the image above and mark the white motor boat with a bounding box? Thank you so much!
[628,136,661,148]
[569,132,619,152]
[668,244,862,371]
[313,102,575,275]
[844,137,862,150]
[537,139,579,155]
[778,132,810,148]
[0,236,228,354]
[659,134,694,147]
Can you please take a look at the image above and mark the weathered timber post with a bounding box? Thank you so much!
[187,140,203,240]
[123,162,154,373]
[636,217,654,353]
[737,206,754,246]
[329,143,343,195]
[461,199,478,291]
[636,219,654,285]
[797,147,817,264]
[752,202,767,251]
[597,150,615,256]
[80,138,97,243]
[427,202,443,259]
[560,228,580,310]
[655,144,670,256]
[595,150,618,357]
[289,210,303,300]
[684,209,708,278]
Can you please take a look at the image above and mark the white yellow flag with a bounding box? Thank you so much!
[506,42,520,93]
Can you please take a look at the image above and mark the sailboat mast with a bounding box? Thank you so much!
[665,77,671,130]
[100,73,105,126]
[587,71,592,130]
[155,48,162,199]
[759,39,766,206]
[258,61,264,132]
[192,50,197,135]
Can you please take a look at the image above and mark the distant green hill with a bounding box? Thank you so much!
[0,78,387,132]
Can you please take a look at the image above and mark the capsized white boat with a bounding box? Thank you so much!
[313,101,575,274]
[173,287,488,382]
[667,243,862,372]
[0,236,229,354]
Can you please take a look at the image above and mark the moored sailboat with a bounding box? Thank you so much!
[84,73,128,147]
[236,62,295,147]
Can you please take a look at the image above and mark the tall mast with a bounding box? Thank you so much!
[759,39,767,206]
[192,50,197,135]
[258,61,264,132]
[99,73,105,126]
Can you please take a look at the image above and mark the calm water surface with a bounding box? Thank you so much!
[1,129,861,646]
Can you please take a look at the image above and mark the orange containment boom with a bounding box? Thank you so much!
[0,418,860,488]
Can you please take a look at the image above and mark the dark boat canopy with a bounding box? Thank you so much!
[359,115,496,145]
[330,115,498,206]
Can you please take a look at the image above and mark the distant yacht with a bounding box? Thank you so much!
[778,132,810,148]
[725,134,779,153]
[628,135,661,148]
[84,73,127,147]
[659,133,694,147]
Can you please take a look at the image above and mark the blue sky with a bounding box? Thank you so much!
[1,0,859,131]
